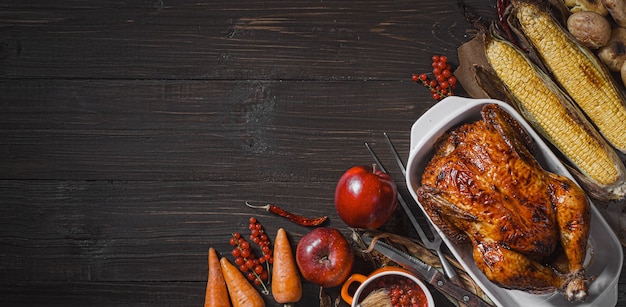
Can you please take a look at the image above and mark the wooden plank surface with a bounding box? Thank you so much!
[1,0,624,306]
[0,1,490,80]
[0,79,428,181]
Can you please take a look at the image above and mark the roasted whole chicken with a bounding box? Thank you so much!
[416,104,591,302]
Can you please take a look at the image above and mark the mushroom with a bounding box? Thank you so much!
[567,11,612,49]
[565,0,609,16]
[598,27,626,72]
[602,0,626,28]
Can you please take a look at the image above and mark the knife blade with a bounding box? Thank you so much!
[361,234,493,307]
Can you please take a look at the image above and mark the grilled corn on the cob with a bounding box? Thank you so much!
[484,29,626,199]
[511,0,626,154]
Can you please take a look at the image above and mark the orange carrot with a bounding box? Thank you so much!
[271,228,302,305]
[220,257,265,307]
[205,248,230,307]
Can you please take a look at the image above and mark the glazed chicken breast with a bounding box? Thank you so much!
[417,104,591,302]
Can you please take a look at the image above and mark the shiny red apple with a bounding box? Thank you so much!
[334,165,398,229]
[295,227,354,288]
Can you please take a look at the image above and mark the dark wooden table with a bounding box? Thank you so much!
[1,0,625,306]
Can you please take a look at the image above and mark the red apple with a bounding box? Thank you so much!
[295,227,354,288]
[334,165,398,229]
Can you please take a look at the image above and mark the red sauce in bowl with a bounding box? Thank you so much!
[362,275,428,307]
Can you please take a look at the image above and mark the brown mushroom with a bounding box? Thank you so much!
[602,0,626,28]
[598,27,626,71]
[567,11,612,48]
[565,0,609,16]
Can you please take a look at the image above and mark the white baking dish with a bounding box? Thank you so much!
[405,96,622,307]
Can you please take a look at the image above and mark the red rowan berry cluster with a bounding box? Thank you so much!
[229,217,272,295]
[411,55,457,101]
[248,217,273,265]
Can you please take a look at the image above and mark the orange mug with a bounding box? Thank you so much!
[340,266,434,307]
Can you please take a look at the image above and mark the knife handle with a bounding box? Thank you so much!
[428,270,493,307]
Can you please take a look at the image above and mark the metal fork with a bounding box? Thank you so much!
[365,132,461,286]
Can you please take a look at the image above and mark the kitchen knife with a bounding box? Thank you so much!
[361,234,493,307]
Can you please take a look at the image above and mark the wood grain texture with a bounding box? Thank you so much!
[1,0,624,306]
[0,79,428,181]
[0,0,492,80]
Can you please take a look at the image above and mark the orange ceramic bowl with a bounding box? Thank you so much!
[340,266,434,307]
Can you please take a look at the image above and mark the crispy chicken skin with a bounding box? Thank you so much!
[417,104,591,301]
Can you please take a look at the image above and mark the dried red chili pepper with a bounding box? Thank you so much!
[245,201,328,226]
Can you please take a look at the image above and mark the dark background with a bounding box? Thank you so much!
[1,0,624,306]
